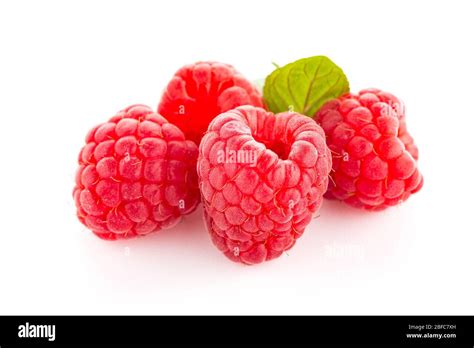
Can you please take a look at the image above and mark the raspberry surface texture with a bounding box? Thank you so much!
[197,106,332,264]
[315,89,423,211]
[73,105,199,240]
[158,61,263,146]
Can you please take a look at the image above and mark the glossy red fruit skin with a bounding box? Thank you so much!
[198,106,332,264]
[158,61,263,146]
[73,105,199,240]
[315,89,423,211]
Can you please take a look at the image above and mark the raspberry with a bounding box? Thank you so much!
[197,106,332,264]
[73,105,200,240]
[315,89,423,211]
[158,61,263,145]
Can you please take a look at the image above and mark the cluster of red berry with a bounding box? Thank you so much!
[74,61,422,265]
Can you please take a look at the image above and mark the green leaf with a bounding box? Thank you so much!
[263,56,350,116]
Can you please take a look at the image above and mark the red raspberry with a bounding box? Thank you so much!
[315,89,423,211]
[158,62,263,146]
[197,106,332,264]
[73,105,199,240]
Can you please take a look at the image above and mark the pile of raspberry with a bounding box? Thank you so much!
[73,62,422,265]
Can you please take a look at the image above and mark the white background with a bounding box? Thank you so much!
[0,0,473,315]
